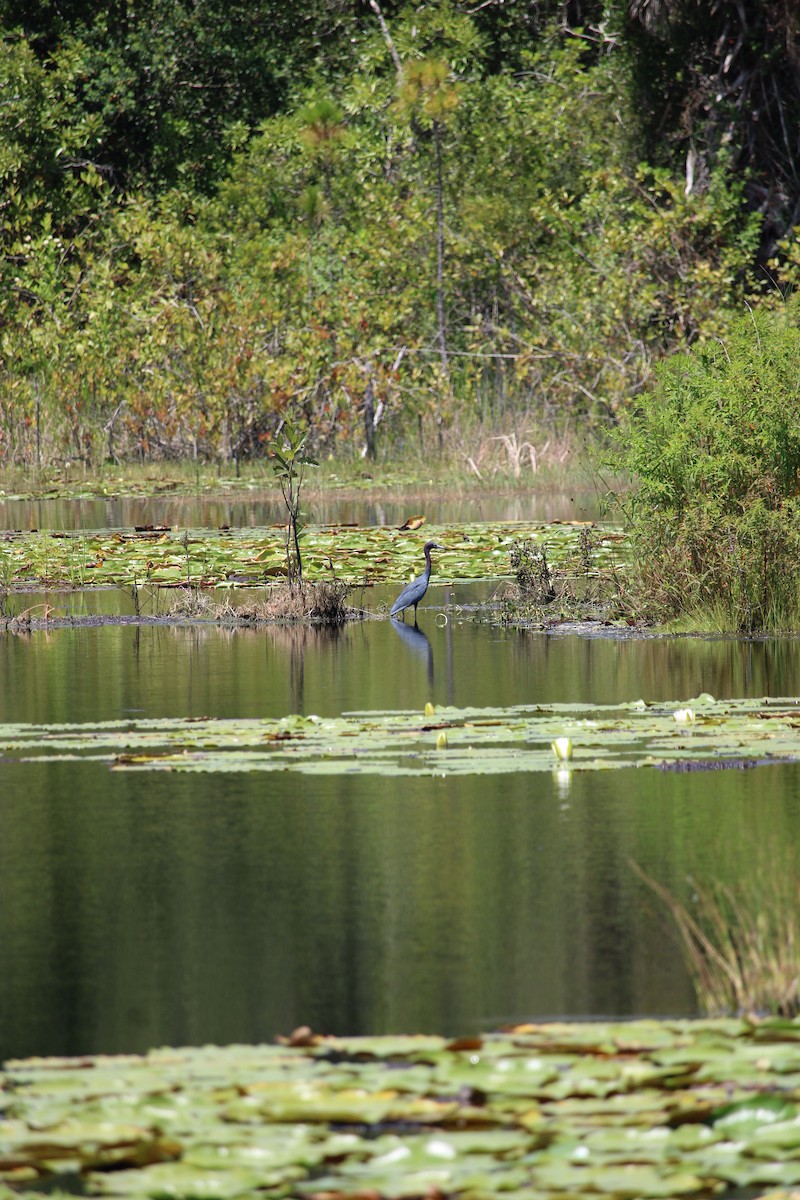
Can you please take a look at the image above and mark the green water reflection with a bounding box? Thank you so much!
[2,621,800,1060]
[1,619,799,721]
[0,490,599,533]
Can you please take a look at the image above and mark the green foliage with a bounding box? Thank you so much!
[625,0,800,260]
[0,0,317,192]
[0,2,788,469]
[616,299,800,631]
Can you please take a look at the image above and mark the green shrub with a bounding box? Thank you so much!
[616,300,800,631]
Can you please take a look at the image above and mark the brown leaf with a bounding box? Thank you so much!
[276,1025,322,1047]
[445,1036,483,1052]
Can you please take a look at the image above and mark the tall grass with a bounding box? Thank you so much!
[0,418,595,498]
[631,854,800,1017]
[169,580,355,625]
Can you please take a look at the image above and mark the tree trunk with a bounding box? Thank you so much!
[434,118,447,454]
[435,119,447,377]
[363,377,376,460]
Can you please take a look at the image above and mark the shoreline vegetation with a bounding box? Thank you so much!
[2,379,800,639]
[0,438,632,631]
[4,2,799,491]
[0,427,593,499]
[2,0,800,629]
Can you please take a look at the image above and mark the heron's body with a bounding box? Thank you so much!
[390,541,442,622]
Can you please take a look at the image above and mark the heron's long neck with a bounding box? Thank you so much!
[423,549,433,577]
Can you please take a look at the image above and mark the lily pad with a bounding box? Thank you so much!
[6,1018,800,1200]
[1,695,800,777]
[0,521,619,592]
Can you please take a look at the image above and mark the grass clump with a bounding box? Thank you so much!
[502,529,628,625]
[631,853,800,1017]
[255,579,354,624]
[170,580,355,625]
[615,299,800,632]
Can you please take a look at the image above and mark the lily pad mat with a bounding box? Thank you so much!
[0,522,619,590]
[1,695,800,776]
[0,471,274,501]
[5,1017,800,1198]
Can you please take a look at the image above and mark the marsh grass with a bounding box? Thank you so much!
[252,579,354,624]
[665,594,800,635]
[169,589,238,620]
[0,421,597,501]
[625,508,800,633]
[169,579,355,625]
[631,856,800,1017]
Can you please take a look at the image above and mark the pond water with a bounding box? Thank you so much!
[2,490,800,1064]
[0,487,601,533]
[3,615,800,1062]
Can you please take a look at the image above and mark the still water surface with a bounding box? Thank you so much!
[0,488,601,533]
[3,615,800,1062]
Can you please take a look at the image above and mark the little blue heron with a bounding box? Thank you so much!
[390,541,443,622]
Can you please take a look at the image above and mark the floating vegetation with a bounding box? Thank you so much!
[5,1018,800,1198]
[0,522,621,593]
[1,695,800,776]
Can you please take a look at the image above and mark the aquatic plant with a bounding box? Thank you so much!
[6,1018,800,1198]
[0,521,617,594]
[1,694,799,777]
[504,530,628,625]
[269,422,317,588]
[631,852,800,1017]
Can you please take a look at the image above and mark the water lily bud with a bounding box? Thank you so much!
[436,731,448,750]
[674,708,695,724]
[425,702,436,717]
[551,736,573,761]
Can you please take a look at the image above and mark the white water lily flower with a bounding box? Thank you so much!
[551,736,573,761]
[673,708,696,724]
[426,1138,458,1159]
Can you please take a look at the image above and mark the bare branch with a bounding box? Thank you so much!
[368,0,402,78]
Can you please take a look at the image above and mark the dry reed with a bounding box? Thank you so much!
[630,855,800,1017]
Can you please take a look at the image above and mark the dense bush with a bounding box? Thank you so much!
[617,299,800,631]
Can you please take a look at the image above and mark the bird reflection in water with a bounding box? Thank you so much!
[390,615,434,689]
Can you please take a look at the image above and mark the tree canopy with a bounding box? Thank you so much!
[1,0,798,465]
